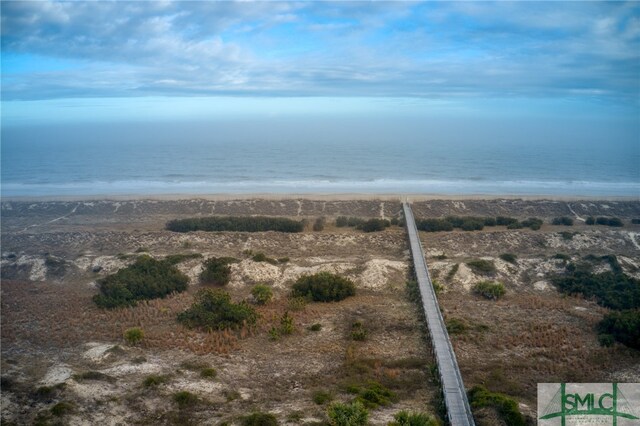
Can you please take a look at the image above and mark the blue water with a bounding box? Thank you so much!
[2,124,639,197]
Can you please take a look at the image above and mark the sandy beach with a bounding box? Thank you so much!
[2,197,639,425]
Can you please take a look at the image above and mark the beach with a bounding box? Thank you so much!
[1,196,639,424]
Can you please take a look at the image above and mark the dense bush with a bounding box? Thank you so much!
[358,218,390,232]
[124,327,144,345]
[336,216,366,228]
[93,256,189,309]
[51,401,74,417]
[552,265,639,311]
[177,289,258,331]
[499,253,517,264]
[466,259,496,274]
[252,252,278,264]
[200,368,217,378]
[200,257,236,285]
[166,216,304,233]
[589,217,624,227]
[597,310,640,349]
[416,218,453,232]
[552,217,574,226]
[351,321,367,341]
[468,385,525,426]
[251,284,273,305]
[327,401,369,426]
[291,272,355,302]
[553,253,571,261]
[242,412,279,426]
[312,390,333,405]
[632,218,640,224]
[143,374,169,388]
[173,391,199,408]
[496,216,518,226]
[354,381,396,409]
[164,253,203,264]
[446,317,468,334]
[473,281,506,300]
[388,410,439,426]
[313,217,326,232]
[446,216,486,231]
[521,217,543,230]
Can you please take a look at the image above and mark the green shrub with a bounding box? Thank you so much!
[597,310,640,349]
[351,321,367,341]
[553,253,571,261]
[200,368,217,378]
[466,259,496,274]
[173,391,199,408]
[552,266,639,311]
[416,218,453,232]
[432,280,443,294]
[124,327,144,345]
[446,317,468,335]
[312,390,333,405]
[241,412,279,426]
[313,217,326,232]
[552,217,574,226]
[51,401,74,417]
[468,385,525,426]
[447,264,459,280]
[484,217,497,227]
[355,381,396,409]
[252,252,267,262]
[560,231,576,240]
[388,410,439,426]
[143,374,169,387]
[73,371,115,383]
[336,216,348,227]
[308,323,322,331]
[177,289,258,331]
[598,333,615,347]
[586,216,596,225]
[499,253,517,264]
[279,311,295,335]
[358,218,390,233]
[608,217,624,227]
[496,216,518,226]
[200,257,236,285]
[291,272,355,302]
[521,217,543,230]
[166,216,304,233]
[251,284,273,305]
[473,281,506,300]
[93,256,189,309]
[594,217,624,227]
[632,219,640,224]
[327,401,368,426]
[164,253,203,264]
[278,257,290,263]
[287,296,307,311]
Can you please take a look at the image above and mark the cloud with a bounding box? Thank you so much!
[1,1,638,103]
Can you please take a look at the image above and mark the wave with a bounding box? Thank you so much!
[2,178,638,197]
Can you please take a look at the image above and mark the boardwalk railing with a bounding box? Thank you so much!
[403,202,475,426]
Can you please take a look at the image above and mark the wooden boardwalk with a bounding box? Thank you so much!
[403,202,475,426]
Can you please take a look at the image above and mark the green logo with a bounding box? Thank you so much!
[540,383,639,426]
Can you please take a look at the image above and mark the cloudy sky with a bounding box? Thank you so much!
[1,1,639,126]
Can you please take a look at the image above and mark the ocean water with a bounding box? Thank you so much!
[2,123,638,197]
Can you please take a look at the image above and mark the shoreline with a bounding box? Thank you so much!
[2,192,638,203]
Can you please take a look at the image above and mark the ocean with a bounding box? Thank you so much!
[2,122,638,197]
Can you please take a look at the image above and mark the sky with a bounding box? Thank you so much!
[1,1,639,130]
